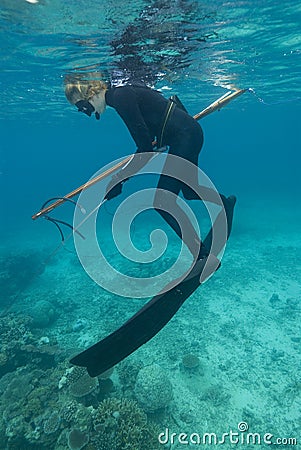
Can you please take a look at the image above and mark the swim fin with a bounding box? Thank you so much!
[70,254,219,377]
[70,196,237,377]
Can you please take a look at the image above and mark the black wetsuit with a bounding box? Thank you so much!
[105,84,225,259]
[105,84,203,162]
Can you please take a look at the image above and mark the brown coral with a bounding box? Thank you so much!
[182,353,200,369]
[91,397,162,450]
[92,398,146,449]
[43,411,61,435]
[67,367,99,398]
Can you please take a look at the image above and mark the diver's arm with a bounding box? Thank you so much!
[104,86,157,200]
[104,151,154,200]
[111,86,155,178]
[114,86,154,172]
[114,151,154,180]
[113,87,153,151]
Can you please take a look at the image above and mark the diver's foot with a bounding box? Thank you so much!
[221,194,237,210]
[227,195,237,208]
[199,254,221,284]
[221,194,237,238]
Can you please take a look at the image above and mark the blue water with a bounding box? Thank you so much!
[0,1,301,449]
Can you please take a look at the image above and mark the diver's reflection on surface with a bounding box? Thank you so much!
[108,0,217,85]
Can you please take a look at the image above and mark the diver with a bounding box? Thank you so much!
[64,78,236,266]
[63,78,239,376]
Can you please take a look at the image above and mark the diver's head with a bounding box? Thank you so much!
[64,78,108,120]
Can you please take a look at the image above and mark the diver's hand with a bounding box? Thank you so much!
[105,174,129,201]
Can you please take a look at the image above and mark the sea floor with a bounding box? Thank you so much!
[0,193,300,449]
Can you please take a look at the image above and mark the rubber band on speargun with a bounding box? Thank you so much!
[40,197,86,241]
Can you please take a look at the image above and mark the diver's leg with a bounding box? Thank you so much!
[182,185,237,253]
[181,161,237,241]
[176,127,237,242]
[202,194,237,257]
[154,173,208,260]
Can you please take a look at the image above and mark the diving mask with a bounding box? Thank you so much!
[75,100,100,120]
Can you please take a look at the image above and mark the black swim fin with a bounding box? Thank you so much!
[70,255,219,377]
[70,196,237,377]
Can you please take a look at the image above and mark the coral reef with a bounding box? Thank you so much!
[28,300,57,328]
[0,312,64,380]
[134,364,173,412]
[117,359,142,392]
[0,366,64,448]
[69,373,98,398]
[59,401,79,423]
[0,381,161,450]
[1,230,299,449]
[59,365,116,404]
[91,397,161,450]
[0,363,96,449]
[68,367,99,399]
[43,411,61,435]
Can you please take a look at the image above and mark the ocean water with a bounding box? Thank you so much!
[0,1,300,449]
